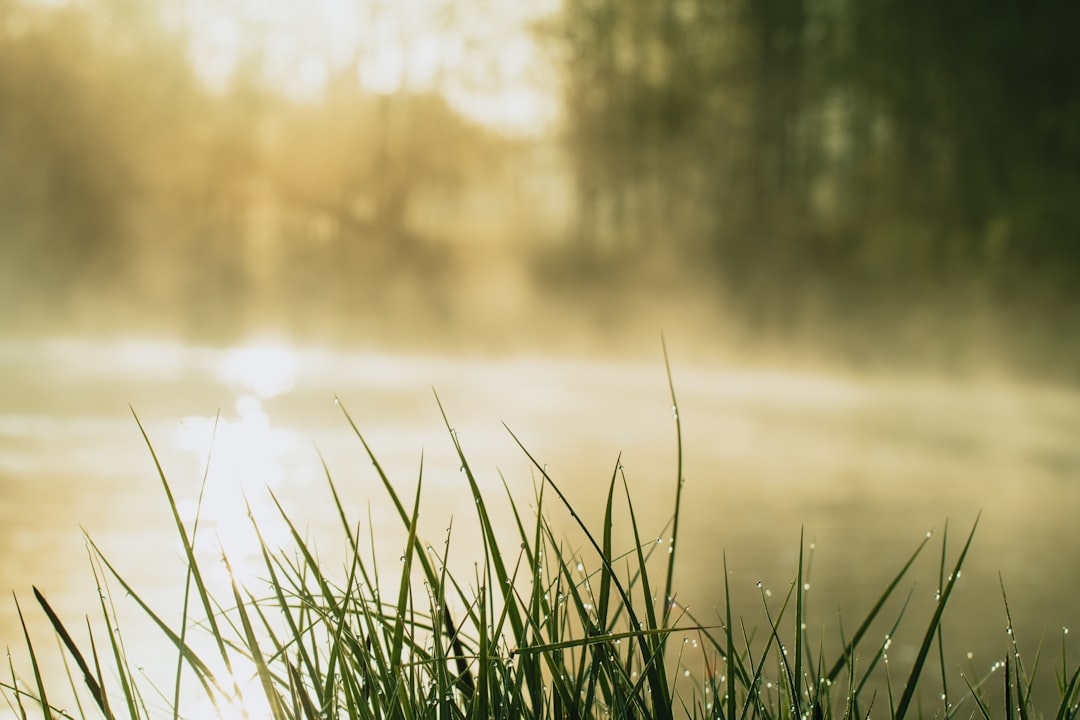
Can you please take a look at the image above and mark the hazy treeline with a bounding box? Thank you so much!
[554,0,1080,371]
[0,0,537,345]
[1,0,1078,374]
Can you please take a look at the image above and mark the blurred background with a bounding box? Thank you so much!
[2,0,1080,713]
[2,0,1078,371]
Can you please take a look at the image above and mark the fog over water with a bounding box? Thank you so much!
[2,337,1079,714]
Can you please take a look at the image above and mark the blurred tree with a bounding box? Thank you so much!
[0,5,130,315]
[551,0,1080,370]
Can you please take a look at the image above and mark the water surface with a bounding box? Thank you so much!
[1,338,1078,713]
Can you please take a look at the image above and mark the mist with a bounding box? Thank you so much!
[1,0,1076,378]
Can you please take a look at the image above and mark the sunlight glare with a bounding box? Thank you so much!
[169,393,305,584]
[179,0,560,134]
[215,344,298,399]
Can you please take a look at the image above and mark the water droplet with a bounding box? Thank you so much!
[967,651,974,660]
[684,669,691,677]
[803,582,810,591]
[756,581,763,588]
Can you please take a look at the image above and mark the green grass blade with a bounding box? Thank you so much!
[826,531,932,682]
[894,513,980,720]
[961,667,995,720]
[288,659,319,720]
[88,554,142,719]
[172,409,220,720]
[335,397,443,597]
[7,644,30,720]
[222,553,288,720]
[433,393,527,649]
[936,521,950,717]
[506,436,667,717]
[1006,652,1015,720]
[1054,664,1080,720]
[723,553,736,720]
[13,594,51,720]
[660,336,685,629]
[32,587,111,719]
[599,456,619,636]
[794,527,805,717]
[130,409,237,684]
[390,456,424,719]
[83,535,221,699]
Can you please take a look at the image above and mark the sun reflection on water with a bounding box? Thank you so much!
[167,343,312,585]
[215,344,299,400]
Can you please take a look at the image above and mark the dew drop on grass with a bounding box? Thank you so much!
[756,581,762,588]
[684,669,691,677]
[967,651,974,660]
[803,582,810,590]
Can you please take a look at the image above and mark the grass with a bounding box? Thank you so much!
[3,349,1080,720]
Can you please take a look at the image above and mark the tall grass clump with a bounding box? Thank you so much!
[4,348,1080,719]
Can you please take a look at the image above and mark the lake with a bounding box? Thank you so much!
[1,337,1078,715]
